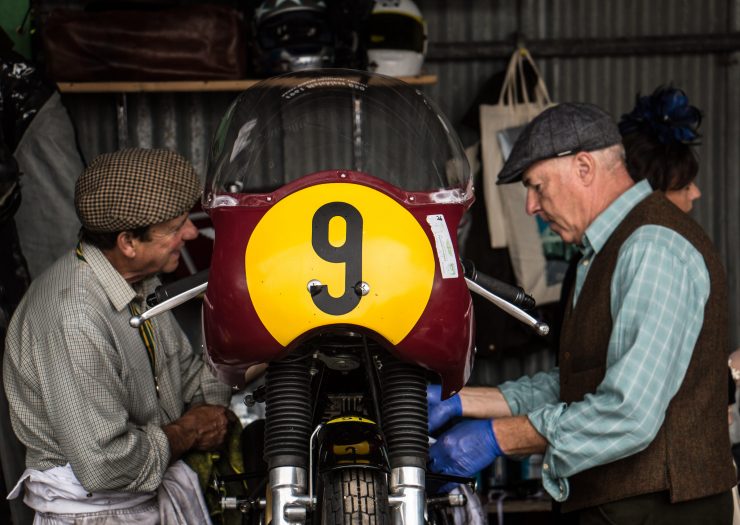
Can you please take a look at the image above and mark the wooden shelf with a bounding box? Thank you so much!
[57,75,438,93]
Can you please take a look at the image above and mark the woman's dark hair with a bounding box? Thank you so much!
[621,131,699,191]
[79,225,151,251]
[618,85,702,191]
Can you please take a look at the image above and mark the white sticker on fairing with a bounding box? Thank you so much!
[426,214,459,279]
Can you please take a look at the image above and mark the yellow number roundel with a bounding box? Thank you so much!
[245,182,435,347]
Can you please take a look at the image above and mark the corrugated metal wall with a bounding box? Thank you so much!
[422,0,740,383]
[60,0,740,384]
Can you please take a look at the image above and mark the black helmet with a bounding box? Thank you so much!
[254,0,335,75]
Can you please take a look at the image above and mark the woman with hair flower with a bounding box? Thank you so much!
[619,85,703,212]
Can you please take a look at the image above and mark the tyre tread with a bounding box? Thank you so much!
[322,468,389,525]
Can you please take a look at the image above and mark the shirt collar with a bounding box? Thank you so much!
[582,179,653,256]
[80,242,157,312]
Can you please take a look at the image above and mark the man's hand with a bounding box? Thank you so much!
[180,404,233,450]
[428,419,503,478]
[427,384,463,434]
[163,404,233,462]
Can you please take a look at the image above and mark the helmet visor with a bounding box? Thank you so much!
[368,13,426,53]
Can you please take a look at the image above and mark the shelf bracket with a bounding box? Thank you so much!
[116,92,129,148]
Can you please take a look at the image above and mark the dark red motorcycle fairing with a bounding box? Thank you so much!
[202,170,474,396]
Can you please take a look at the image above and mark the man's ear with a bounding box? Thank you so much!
[574,151,596,186]
[116,231,137,259]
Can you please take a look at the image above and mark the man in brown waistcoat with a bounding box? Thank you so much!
[427,103,736,523]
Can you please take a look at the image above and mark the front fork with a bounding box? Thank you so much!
[268,466,311,525]
[265,466,428,525]
[264,356,430,525]
[389,466,427,523]
[381,357,430,524]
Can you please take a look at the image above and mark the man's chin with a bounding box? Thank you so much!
[549,224,565,240]
[552,228,576,244]
[162,255,180,274]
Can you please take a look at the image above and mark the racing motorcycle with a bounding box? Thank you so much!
[131,69,548,525]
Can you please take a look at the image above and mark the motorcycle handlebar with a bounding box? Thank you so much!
[461,260,536,310]
[146,263,534,310]
[147,269,210,307]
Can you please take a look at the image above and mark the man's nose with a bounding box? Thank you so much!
[691,183,702,201]
[525,189,540,216]
[181,218,199,241]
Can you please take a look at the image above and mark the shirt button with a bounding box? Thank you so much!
[543,463,550,471]
[582,259,589,266]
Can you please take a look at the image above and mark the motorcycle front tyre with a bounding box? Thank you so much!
[320,468,390,525]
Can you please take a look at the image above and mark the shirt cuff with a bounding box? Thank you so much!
[541,457,570,502]
[131,423,172,492]
[498,381,524,415]
[527,405,570,502]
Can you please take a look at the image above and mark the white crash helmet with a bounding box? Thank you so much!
[366,0,427,77]
[254,0,335,75]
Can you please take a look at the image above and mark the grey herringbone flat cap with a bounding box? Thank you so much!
[75,148,200,232]
[497,102,622,184]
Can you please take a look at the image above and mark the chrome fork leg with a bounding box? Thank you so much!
[388,466,426,525]
[269,466,312,525]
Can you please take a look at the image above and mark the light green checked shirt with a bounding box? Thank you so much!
[499,180,711,502]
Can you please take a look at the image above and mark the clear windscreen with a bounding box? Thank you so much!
[204,69,471,207]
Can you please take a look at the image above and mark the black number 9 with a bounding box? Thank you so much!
[311,202,363,315]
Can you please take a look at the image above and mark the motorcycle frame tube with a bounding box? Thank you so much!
[388,466,426,525]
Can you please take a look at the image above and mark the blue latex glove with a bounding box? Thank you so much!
[427,384,463,434]
[428,419,503,478]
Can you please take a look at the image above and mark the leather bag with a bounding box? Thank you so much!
[41,4,247,81]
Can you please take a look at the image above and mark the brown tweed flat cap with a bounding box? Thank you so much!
[75,148,201,232]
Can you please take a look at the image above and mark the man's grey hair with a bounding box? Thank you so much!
[592,143,627,172]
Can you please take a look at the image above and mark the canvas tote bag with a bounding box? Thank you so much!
[479,49,562,304]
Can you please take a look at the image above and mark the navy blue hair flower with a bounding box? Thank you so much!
[618,86,702,145]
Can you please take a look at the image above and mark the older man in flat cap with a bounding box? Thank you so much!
[3,148,233,523]
[427,104,735,523]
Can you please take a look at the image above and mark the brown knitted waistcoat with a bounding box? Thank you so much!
[559,191,735,512]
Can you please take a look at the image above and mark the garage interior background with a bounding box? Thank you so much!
[2,0,739,385]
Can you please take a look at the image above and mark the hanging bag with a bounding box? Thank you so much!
[479,48,565,304]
